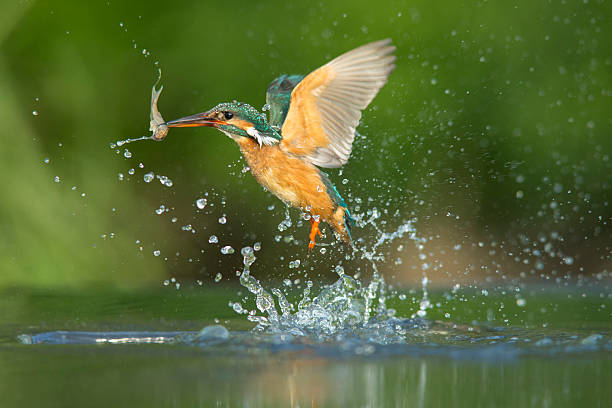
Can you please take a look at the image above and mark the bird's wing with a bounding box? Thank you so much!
[266,74,304,130]
[280,39,396,168]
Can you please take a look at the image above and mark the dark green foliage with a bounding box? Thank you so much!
[1,0,611,287]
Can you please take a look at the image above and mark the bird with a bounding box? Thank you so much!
[161,39,396,249]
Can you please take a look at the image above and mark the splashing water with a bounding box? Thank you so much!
[229,214,424,343]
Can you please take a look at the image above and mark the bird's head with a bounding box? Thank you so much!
[165,102,281,146]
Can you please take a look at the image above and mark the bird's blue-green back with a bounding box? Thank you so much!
[265,74,304,130]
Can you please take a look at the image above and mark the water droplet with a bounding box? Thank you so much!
[516,298,526,307]
[43,158,49,164]
[231,302,244,313]
[153,250,161,256]
[123,149,132,158]
[32,110,38,116]
[209,235,219,244]
[214,272,222,282]
[289,259,301,269]
[118,173,124,181]
[155,205,165,215]
[196,198,207,209]
[253,242,261,251]
[218,216,227,224]
[342,178,348,185]
[157,175,173,188]
[143,172,154,183]
[53,176,60,183]
[221,245,234,255]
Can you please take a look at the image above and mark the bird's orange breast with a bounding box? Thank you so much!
[236,139,335,220]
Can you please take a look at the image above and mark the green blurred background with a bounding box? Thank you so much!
[1,0,611,289]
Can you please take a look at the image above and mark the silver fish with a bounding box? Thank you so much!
[150,85,168,141]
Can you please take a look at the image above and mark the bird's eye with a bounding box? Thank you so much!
[223,111,233,120]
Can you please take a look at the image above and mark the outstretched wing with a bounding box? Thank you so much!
[266,74,304,130]
[280,39,396,168]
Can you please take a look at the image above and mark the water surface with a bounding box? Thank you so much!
[2,286,610,407]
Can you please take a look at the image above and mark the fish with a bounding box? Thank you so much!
[150,84,168,141]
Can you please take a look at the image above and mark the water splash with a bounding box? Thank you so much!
[231,217,423,342]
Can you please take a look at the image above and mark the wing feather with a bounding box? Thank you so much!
[280,39,396,168]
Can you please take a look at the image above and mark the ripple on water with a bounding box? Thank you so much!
[18,325,611,361]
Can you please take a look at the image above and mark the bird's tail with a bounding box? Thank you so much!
[332,205,354,245]
[319,170,354,245]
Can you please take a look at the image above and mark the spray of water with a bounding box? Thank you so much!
[227,210,430,343]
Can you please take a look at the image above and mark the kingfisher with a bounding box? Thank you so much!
[159,39,395,249]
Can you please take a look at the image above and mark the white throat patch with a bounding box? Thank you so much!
[246,127,279,147]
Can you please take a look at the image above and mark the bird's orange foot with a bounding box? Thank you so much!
[308,218,322,250]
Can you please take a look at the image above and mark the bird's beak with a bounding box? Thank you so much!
[164,111,223,128]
